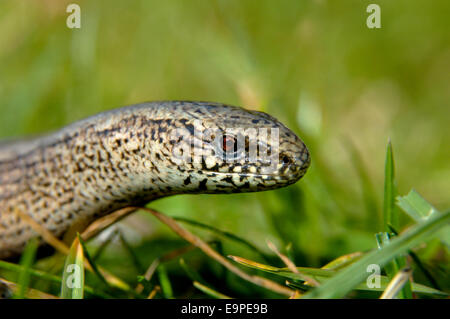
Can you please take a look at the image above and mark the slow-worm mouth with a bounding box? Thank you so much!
[203,168,306,182]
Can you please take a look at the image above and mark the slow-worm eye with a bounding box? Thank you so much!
[222,134,237,154]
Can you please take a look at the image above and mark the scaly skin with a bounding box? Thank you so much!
[0,101,310,259]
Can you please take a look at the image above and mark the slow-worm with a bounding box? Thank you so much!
[0,101,310,259]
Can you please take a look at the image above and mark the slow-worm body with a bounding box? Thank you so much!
[0,101,310,259]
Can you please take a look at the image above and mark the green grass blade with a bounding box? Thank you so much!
[14,237,38,299]
[157,264,173,299]
[77,233,109,287]
[179,258,206,284]
[193,281,232,299]
[61,238,85,299]
[381,141,412,298]
[397,191,450,246]
[302,209,449,298]
[383,140,398,231]
[397,189,438,221]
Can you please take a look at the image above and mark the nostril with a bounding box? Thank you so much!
[281,155,290,164]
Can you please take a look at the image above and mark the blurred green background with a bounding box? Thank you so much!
[0,0,448,297]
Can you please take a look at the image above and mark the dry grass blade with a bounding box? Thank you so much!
[135,259,160,294]
[266,240,298,273]
[1,278,58,299]
[380,268,413,299]
[134,206,294,297]
[81,207,137,240]
[147,285,161,299]
[288,288,303,299]
[266,239,320,287]
[14,208,69,255]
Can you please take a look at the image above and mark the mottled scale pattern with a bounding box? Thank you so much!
[0,101,310,259]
